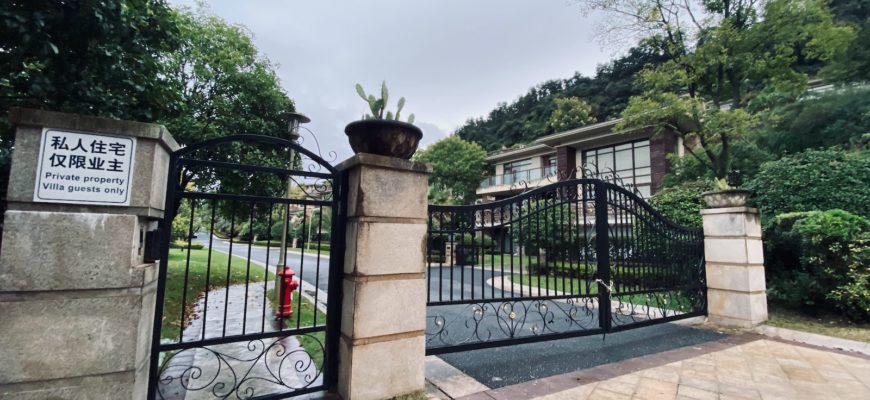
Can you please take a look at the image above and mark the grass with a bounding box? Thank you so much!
[162,248,268,340]
[767,306,870,343]
[508,274,697,312]
[267,288,326,369]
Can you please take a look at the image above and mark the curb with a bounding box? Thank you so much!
[754,324,870,356]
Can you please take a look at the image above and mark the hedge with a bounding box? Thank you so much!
[765,209,869,322]
[746,149,870,225]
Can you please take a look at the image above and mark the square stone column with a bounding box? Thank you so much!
[0,108,177,399]
[701,206,768,328]
[335,153,431,400]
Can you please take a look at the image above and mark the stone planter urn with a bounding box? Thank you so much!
[702,189,752,208]
[345,119,423,160]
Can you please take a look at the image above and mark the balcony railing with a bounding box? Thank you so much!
[479,166,557,189]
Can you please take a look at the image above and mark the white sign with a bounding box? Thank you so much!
[33,128,136,206]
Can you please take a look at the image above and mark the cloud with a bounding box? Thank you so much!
[170,0,608,162]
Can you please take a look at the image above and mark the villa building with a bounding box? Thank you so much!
[477,119,682,201]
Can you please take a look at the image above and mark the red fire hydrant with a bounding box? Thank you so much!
[275,266,299,318]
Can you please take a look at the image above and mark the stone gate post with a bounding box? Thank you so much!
[701,206,768,328]
[0,108,176,399]
[336,153,431,400]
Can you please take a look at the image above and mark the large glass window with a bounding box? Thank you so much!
[503,159,532,184]
[583,140,652,197]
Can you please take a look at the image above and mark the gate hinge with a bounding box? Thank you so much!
[144,228,161,263]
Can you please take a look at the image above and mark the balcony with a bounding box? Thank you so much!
[478,166,557,196]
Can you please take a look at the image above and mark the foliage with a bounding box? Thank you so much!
[171,200,203,241]
[824,0,870,82]
[456,41,672,151]
[649,180,715,227]
[0,0,180,200]
[756,87,870,155]
[745,149,870,225]
[549,97,595,132]
[354,81,414,123]
[765,210,870,321]
[600,0,856,179]
[515,198,580,257]
[413,136,487,204]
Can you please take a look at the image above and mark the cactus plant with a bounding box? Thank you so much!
[355,81,415,124]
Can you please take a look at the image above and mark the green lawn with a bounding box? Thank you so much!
[508,274,697,312]
[268,288,326,369]
[767,307,870,343]
[163,248,268,340]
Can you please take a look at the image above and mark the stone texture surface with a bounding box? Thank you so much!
[7,109,178,218]
[343,161,429,220]
[702,207,768,328]
[0,371,135,400]
[705,264,766,293]
[0,294,143,383]
[704,237,764,265]
[707,289,768,328]
[341,277,427,338]
[0,211,141,291]
[339,334,426,400]
[343,220,427,275]
[523,339,870,400]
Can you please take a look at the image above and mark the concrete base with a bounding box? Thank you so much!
[338,335,426,400]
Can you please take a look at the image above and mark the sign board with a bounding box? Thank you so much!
[33,129,136,206]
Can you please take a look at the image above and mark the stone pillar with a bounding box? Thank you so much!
[701,206,768,328]
[0,108,177,399]
[336,153,430,400]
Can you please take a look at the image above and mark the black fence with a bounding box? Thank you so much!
[148,135,345,400]
[425,179,705,354]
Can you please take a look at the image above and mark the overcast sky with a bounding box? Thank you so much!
[170,0,613,160]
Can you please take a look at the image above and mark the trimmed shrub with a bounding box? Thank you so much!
[765,210,870,321]
[746,149,870,225]
[649,179,715,227]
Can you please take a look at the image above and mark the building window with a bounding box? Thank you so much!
[583,140,651,197]
[503,159,532,184]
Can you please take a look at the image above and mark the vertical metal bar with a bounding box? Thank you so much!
[438,211,443,303]
[296,205,309,329]
[518,198,524,298]
[324,172,348,388]
[179,198,196,342]
[147,155,179,400]
[595,181,611,331]
[312,204,325,326]
[202,200,217,340]
[222,210,236,337]
[242,201,255,334]
[262,203,274,333]
[470,210,475,300]
[428,210,433,304]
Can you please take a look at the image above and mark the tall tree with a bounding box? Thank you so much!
[414,136,488,205]
[549,97,595,132]
[580,0,855,179]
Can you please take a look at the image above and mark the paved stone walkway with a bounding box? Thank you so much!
[158,282,324,400]
[453,334,870,400]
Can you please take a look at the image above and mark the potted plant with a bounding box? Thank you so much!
[702,170,752,208]
[345,81,422,159]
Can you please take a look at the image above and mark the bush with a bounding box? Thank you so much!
[649,180,715,227]
[746,149,870,225]
[765,210,870,321]
[169,240,205,250]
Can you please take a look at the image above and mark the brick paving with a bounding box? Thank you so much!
[455,334,870,400]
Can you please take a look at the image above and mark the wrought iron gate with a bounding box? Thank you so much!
[147,135,346,399]
[425,179,705,354]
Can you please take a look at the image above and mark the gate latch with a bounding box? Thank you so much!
[594,279,614,293]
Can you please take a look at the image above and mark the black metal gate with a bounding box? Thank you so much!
[425,179,705,354]
[147,135,346,399]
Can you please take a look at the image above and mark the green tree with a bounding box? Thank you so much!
[549,97,594,132]
[414,136,488,205]
[0,0,180,199]
[582,0,855,179]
